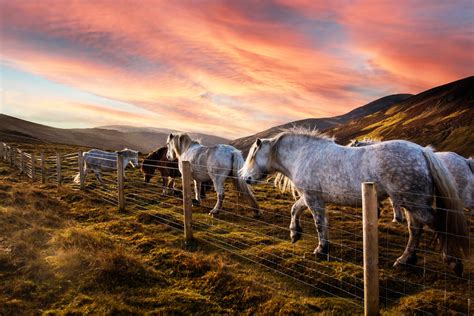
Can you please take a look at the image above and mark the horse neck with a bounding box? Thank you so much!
[271,135,330,179]
[177,141,201,159]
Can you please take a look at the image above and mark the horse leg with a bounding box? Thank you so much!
[200,182,207,199]
[169,178,177,196]
[394,211,422,267]
[161,176,167,195]
[94,171,105,185]
[390,198,405,223]
[209,176,225,216]
[83,166,89,183]
[290,197,306,243]
[193,180,201,207]
[304,195,329,258]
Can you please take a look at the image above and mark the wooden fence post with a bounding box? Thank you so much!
[56,152,62,186]
[117,151,125,211]
[31,153,36,181]
[0,143,4,161]
[19,150,24,175]
[40,152,46,184]
[182,161,193,242]
[362,182,379,316]
[9,147,14,166]
[78,151,85,189]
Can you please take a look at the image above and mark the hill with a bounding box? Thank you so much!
[231,94,412,154]
[330,76,474,156]
[231,77,473,157]
[0,115,229,152]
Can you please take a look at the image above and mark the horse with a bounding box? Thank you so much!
[166,133,260,216]
[141,146,212,198]
[141,147,181,195]
[349,138,474,222]
[240,129,469,276]
[74,148,139,184]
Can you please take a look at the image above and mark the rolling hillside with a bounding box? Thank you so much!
[0,115,229,152]
[231,94,412,154]
[330,76,474,156]
[232,76,473,157]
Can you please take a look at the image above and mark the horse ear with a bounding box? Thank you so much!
[167,133,174,142]
[256,138,262,147]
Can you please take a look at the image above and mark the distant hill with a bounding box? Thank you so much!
[231,76,473,157]
[231,94,412,154]
[0,115,229,152]
[329,76,474,156]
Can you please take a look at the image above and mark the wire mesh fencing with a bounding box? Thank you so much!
[0,142,472,314]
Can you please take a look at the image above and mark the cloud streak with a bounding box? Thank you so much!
[1,0,472,138]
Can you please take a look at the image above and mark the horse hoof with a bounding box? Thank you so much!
[394,254,417,268]
[290,232,302,244]
[314,244,330,260]
[192,199,200,207]
[452,260,464,277]
[209,209,219,216]
[290,227,303,243]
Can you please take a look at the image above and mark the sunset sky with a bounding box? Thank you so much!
[1,0,472,138]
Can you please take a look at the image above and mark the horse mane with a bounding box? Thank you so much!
[147,146,167,160]
[269,127,332,168]
[171,133,200,155]
[274,172,298,199]
[347,137,380,147]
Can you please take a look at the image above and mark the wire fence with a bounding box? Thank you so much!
[0,141,472,315]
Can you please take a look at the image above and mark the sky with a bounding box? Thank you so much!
[1,0,473,139]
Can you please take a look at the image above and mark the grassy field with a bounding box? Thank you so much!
[0,141,472,314]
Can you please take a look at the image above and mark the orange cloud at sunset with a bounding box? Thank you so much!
[1,0,472,138]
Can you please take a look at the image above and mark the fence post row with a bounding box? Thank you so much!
[56,152,62,187]
[9,146,14,166]
[40,152,46,184]
[31,153,35,181]
[78,151,85,190]
[362,182,379,316]
[181,161,194,242]
[18,150,23,174]
[117,151,125,211]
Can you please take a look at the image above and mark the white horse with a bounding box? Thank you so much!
[166,133,260,216]
[74,148,139,184]
[241,129,469,276]
[349,139,474,223]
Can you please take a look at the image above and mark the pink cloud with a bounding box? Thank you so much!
[1,0,472,138]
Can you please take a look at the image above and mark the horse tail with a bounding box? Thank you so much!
[422,148,470,261]
[231,150,260,212]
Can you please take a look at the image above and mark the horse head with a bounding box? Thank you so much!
[240,138,272,185]
[166,133,195,161]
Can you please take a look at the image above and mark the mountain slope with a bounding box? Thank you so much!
[330,76,474,156]
[231,94,412,154]
[0,115,229,152]
[99,125,229,146]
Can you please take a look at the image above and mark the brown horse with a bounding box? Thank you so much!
[141,147,211,197]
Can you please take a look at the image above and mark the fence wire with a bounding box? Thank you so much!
[0,142,471,315]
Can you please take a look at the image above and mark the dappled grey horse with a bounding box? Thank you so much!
[349,139,474,223]
[74,148,139,184]
[166,133,260,216]
[241,129,469,276]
